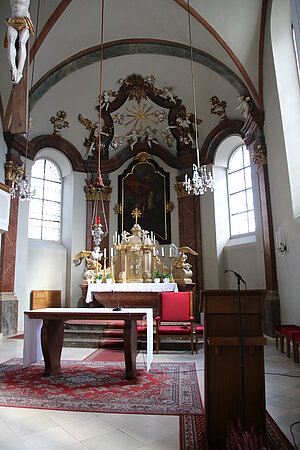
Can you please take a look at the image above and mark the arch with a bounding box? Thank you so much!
[30,134,86,173]
[29,39,250,110]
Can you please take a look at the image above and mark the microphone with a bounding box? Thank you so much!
[224,269,246,285]
[112,289,121,311]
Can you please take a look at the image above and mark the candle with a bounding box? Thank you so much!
[153,247,156,256]
[153,236,156,245]
[95,216,100,225]
[169,247,172,257]
[150,231,153,241]
[111,247,114,258]
[117,235,120,245]
[161,247,164,257]
[104,248,107,258]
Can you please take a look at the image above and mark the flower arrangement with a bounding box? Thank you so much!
[95,274,102,283]
[226,420,267,450]
[105,273,114,283]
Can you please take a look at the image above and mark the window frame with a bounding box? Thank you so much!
[28,158,62,242]
[227,145,256,238]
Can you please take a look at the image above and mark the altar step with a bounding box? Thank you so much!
[63,320,203,351]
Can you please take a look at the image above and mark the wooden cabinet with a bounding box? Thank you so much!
[202,289,266,449]
[30,290,61,310]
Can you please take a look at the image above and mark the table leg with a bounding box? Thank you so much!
[123,319,137,379]
[41,319,64,376]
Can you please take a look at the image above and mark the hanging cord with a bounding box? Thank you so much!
[98,0,105,176]
[23,0,41,178]
[187,0,200,169]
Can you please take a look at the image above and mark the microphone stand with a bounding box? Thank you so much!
[225,270,246,427]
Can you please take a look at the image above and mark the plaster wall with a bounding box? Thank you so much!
[262,0,300,323]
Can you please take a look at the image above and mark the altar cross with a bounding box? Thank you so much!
[131,207,142,224]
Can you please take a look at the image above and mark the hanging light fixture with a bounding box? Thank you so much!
[183,0,214,196]
[91,0,108,248]
[10,0,41,201]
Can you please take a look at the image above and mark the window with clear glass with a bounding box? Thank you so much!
[28,159,62,241]
[227,146,255,236]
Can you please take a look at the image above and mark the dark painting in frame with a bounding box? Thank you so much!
[118,154,171,244]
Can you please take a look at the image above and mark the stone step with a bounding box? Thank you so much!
[64,329,103,340]
[63,337,99,348]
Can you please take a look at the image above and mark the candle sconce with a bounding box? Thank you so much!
[275,228,287,255]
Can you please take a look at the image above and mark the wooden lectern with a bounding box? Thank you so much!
[202,290,267,449]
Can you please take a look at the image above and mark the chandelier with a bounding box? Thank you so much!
[11,0,41,201]
[183,0,214,196]
[91,0,108,247]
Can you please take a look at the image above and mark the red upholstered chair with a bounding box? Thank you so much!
[274,325,299,353]
[155,291,194,354]
[285,327,300,358]
[293,332,300,363]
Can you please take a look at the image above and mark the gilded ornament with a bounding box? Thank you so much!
[84,183,112,201]
[135,152,152,163]
[166,201,174,213]
[251,144,267,169]
[49,110,69,135]
[174,181,194,198]
[209,96,228,121]
[114,203,122,214]
[5,160,23,183]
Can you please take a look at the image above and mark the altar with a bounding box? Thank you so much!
[86,282,178,316]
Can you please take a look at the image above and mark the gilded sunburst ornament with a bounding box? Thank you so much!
[124,102,159,132]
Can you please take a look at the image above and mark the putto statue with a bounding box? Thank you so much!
[4,0,34,85]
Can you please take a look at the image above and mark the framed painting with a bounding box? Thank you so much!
[118,153,171,244]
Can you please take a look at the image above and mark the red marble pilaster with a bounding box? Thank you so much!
[176,181,203,290]
[0,192,19,292]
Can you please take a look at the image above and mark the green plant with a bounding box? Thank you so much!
[152,269,160,279]
[95,274,102,280]
[105,273,114,280]
[161,272,170,279]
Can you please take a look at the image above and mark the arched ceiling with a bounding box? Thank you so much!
[0,0,267,165]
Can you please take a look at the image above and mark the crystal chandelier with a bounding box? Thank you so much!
[183,0,214,196]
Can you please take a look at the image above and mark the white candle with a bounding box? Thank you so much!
[117,235,120,245]
[153,236,156,245]
[150,231,153,241]
[111,247,114,258]
[169,247,172,257]
[104,248,107,258]
[161,247,164,257]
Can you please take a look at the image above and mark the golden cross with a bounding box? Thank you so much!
[131,207,142,224]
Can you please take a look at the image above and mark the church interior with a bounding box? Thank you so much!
[0,0,300,449]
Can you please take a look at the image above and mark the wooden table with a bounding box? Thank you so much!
[23,308,153,379]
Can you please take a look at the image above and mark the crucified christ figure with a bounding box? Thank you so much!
[4,0,34,85]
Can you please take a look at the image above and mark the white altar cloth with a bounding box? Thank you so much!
[86,282,178,304]
[23,307,153,371]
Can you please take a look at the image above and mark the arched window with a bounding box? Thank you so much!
[28,159,62,241]
[227,145,255,236]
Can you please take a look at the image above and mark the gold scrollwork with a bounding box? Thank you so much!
[84,183,112,201]
[4,161,23,183]
[135,152,152,163]
[174,181,194,198]
[49,110,69,135]
[251,144,267,170]
[114,203,122,214]
[166,201,174,212]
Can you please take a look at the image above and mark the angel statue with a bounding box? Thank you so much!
[143,127,159,148]
[170,244,198,284]
[236,96,251,120]
[73,250,103,282]
[126,128,139,151]
[78,114,109,158]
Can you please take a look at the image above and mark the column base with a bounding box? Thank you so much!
[0,292,18,336]
[264,290,280,337]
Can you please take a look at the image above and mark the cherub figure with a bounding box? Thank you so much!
[126,128,139,150]
[162,86,177,104]
[101,91,110,110]
[161,130,174,147]
[143,127,159,148]
[78,114,109,158]
[4,0,34,84]
[236,96,251,120]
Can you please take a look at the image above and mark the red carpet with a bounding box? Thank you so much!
[84,348,139,362]
[0,358,203,416]
[7,334,24,339]
[179,413,295,450]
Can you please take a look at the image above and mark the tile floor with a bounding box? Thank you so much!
[0,336,299,449]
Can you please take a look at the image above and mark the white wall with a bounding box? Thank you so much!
[262,0,300,323]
